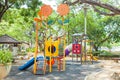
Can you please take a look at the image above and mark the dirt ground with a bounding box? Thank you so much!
[3,57,120,80]
[85,60,120,80]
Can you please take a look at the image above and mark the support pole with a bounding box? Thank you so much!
[84,4,87,64]
[63,35,66,71]
[62,16,66,71]
[33,22,39,74]
[49,38,52,72]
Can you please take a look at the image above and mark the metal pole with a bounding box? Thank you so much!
[84,8,87,35]
[84,4,87,64]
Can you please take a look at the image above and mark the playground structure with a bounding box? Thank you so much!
[72,33,82,62]
[18,3,98,75]
[71,33,98,64]
[33,4,69,74]
[19,4,70,75]
[18,36,71,74]
[44,37,66,73]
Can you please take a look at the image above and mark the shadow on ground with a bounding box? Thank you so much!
[4,60,101,80]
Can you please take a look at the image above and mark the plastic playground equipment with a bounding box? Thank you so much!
[19,56,44,70]
[19,37,70,74]
[71,33,98,64]
[44,37,66,72]
[19,4,70,75]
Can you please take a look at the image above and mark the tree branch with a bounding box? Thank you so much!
[93,6,117,16]
[98,26,119,46]
[0,3,4,13]
[64,0,120,16]
[0,0,15,21]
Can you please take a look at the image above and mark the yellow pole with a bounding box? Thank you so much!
[63,35,66,71]
[90,41,93,64]
[49,38,52,72]
[62,16,66,71]
[33,17,42,74]
[33,22,39,74]
[57,37,60,71]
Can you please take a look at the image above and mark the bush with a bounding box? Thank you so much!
[26,47,35,52]
[0,50,13,65]
[92,51,101,56]
[99,50,113,57]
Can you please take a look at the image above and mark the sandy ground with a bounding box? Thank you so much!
[2,58,120,80]
[85,60,120,80]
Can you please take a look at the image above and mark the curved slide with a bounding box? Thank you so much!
[19,56,44,70]
[65,44,72,56]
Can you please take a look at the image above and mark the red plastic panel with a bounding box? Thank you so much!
[72,44,81,54]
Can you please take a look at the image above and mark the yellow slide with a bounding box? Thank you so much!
[90,54,98,61]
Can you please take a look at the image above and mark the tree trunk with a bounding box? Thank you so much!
[93,44,99,51]
[0,8,7,22]
[0,0,15,21]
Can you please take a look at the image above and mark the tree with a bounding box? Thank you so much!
[1,0,120,52]
[60,0,120,51]
[63,0,120,16]
[0,0,43,47]
[64,7,120,51]
[0,0,42,21]
[1,0,120,21]
[0,0,22,21]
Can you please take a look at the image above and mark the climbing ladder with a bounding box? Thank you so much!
[36,59,48,75]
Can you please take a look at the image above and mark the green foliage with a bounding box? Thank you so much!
[1,8,35,42]
[25,0,42,10]
[99,50,113,57]
[26,47,35,52]
[0,50,13,65]
[93,51,101,56]
[0,0,120,52]
[0,21,10,35]
[67,8,120,51]
[100,16,120,43]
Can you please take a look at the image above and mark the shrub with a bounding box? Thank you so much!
[99,50,113,57]
[0,50,13,65]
